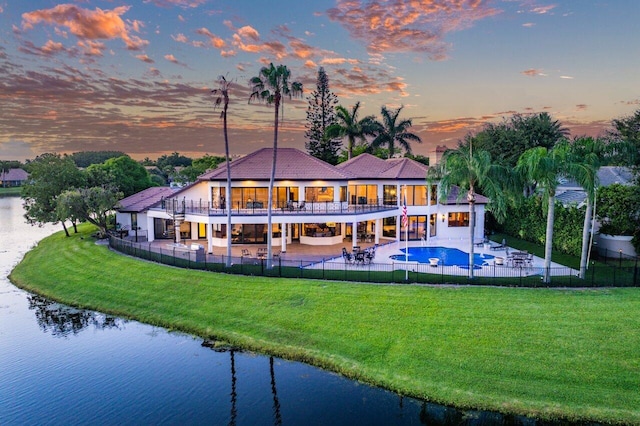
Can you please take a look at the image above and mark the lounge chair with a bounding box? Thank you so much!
[490,238,506,250]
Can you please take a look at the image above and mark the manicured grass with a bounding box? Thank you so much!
[0,187,22,196]
[10,225,640,424]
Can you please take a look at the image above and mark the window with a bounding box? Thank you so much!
[448,212,469,227]
[305,186,334,202]
[383,185,397,205]
[401,185,427,206]
[349,184,377,204]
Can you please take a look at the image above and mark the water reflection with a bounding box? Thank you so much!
[27,294,122,337]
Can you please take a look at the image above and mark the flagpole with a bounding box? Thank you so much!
[404,187,408,281]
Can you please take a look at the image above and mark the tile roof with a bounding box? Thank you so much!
[335,153,390,178]
[117,186,177,213]
[379,157,430,179]
[198,148,353,181]
[336,154,430,179]
[444,186,490,205]
[559,166,633,189]
[0,168,28,181]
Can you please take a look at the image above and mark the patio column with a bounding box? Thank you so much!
[375,219,381,245]
[147,216,155,242]
[207,223,213,253]
[352,219,358,250]
[281,222,287,253]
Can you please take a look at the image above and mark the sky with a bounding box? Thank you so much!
[1,0,639,162]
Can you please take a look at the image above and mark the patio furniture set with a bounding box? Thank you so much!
[342,245,377,265]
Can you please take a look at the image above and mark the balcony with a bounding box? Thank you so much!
[155,198,398,217]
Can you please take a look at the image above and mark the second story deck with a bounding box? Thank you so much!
[152,198,399,217]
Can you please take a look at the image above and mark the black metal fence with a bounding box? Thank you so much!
[108,236,640,287]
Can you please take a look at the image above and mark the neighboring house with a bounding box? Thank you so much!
[556,166,633,207]
[115,148,488,253]
[0,168,28,187]
[556,166,635,256]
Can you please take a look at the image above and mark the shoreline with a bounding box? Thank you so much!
[9,224,640,425]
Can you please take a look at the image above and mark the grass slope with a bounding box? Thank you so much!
[10,225,640,424]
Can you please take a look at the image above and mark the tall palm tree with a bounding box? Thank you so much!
[516,140,577,283]
[569,137,604,279]
[371,105,422,159]
[212,75,233,266]
[325,102,376,160]
[439,137,511,279]
[249,64,302,264]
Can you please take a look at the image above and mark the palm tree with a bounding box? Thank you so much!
[249,64,302,264]
[516,140,577,283]
[370,105,422,159]
[439,137,511,279]
[212,75,233,267]
[325,102,376,160]
[569,137,605,279]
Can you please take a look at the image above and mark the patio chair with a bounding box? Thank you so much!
[342,247,353,264]
[256,248,267,259]
[297,201,306,211]
[241,248,252,257]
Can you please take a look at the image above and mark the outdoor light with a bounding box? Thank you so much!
[441,214,446,222]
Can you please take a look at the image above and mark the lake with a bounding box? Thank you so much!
[0,196,586,425]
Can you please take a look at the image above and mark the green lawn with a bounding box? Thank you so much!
[10,224,640,424]
[0,187,22,196]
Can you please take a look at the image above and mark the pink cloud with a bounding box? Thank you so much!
[143,0,207,8]
[22,4,148,50]
[326,0,501,59]
[136,54,155,63]
[521,68,545,77]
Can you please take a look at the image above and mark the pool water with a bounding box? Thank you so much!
[390,246,495,268]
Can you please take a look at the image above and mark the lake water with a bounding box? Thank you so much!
[0,196,588,425]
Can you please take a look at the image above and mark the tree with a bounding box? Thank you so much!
[249,63,302,264]
[370,105,422,159]
[86,155,153,197]
[56,186,122,238]
[472,112,569,167]
[439,139,511,279]
[212,75,233,266]
[609,108,640,176]
[569,137,603,278]
[326,102,376,160]
[516,140,577,283]
[22,153,85,236]
[69,151,126,168]
[304,67,341,165]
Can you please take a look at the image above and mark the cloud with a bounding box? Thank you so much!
[575,104,588,111]
[22,4,148,51]
[531,5,556,14]
[195,27,226,48]
[521,68,545,77]
[136,54,155,63]
[560,75,574,79]
[325,0,501,59]
[522,22,535,27]
[143,0,207,8]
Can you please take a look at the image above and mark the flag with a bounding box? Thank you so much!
[401,203,408,228]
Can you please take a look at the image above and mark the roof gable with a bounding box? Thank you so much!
[118,186,176,213]
[335,153,390,178]
[199,148,353,181]
[379,157,429,179]
[0,168,28,181]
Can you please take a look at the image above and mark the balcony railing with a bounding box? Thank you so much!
[156,197,398,216]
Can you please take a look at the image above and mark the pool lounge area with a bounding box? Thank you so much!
[308,238,577,278]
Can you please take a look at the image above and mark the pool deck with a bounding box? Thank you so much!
[305,237,577,277]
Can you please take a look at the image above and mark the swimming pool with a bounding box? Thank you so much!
[389,246,495,268]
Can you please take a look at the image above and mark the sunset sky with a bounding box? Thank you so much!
[1,0,638,161]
